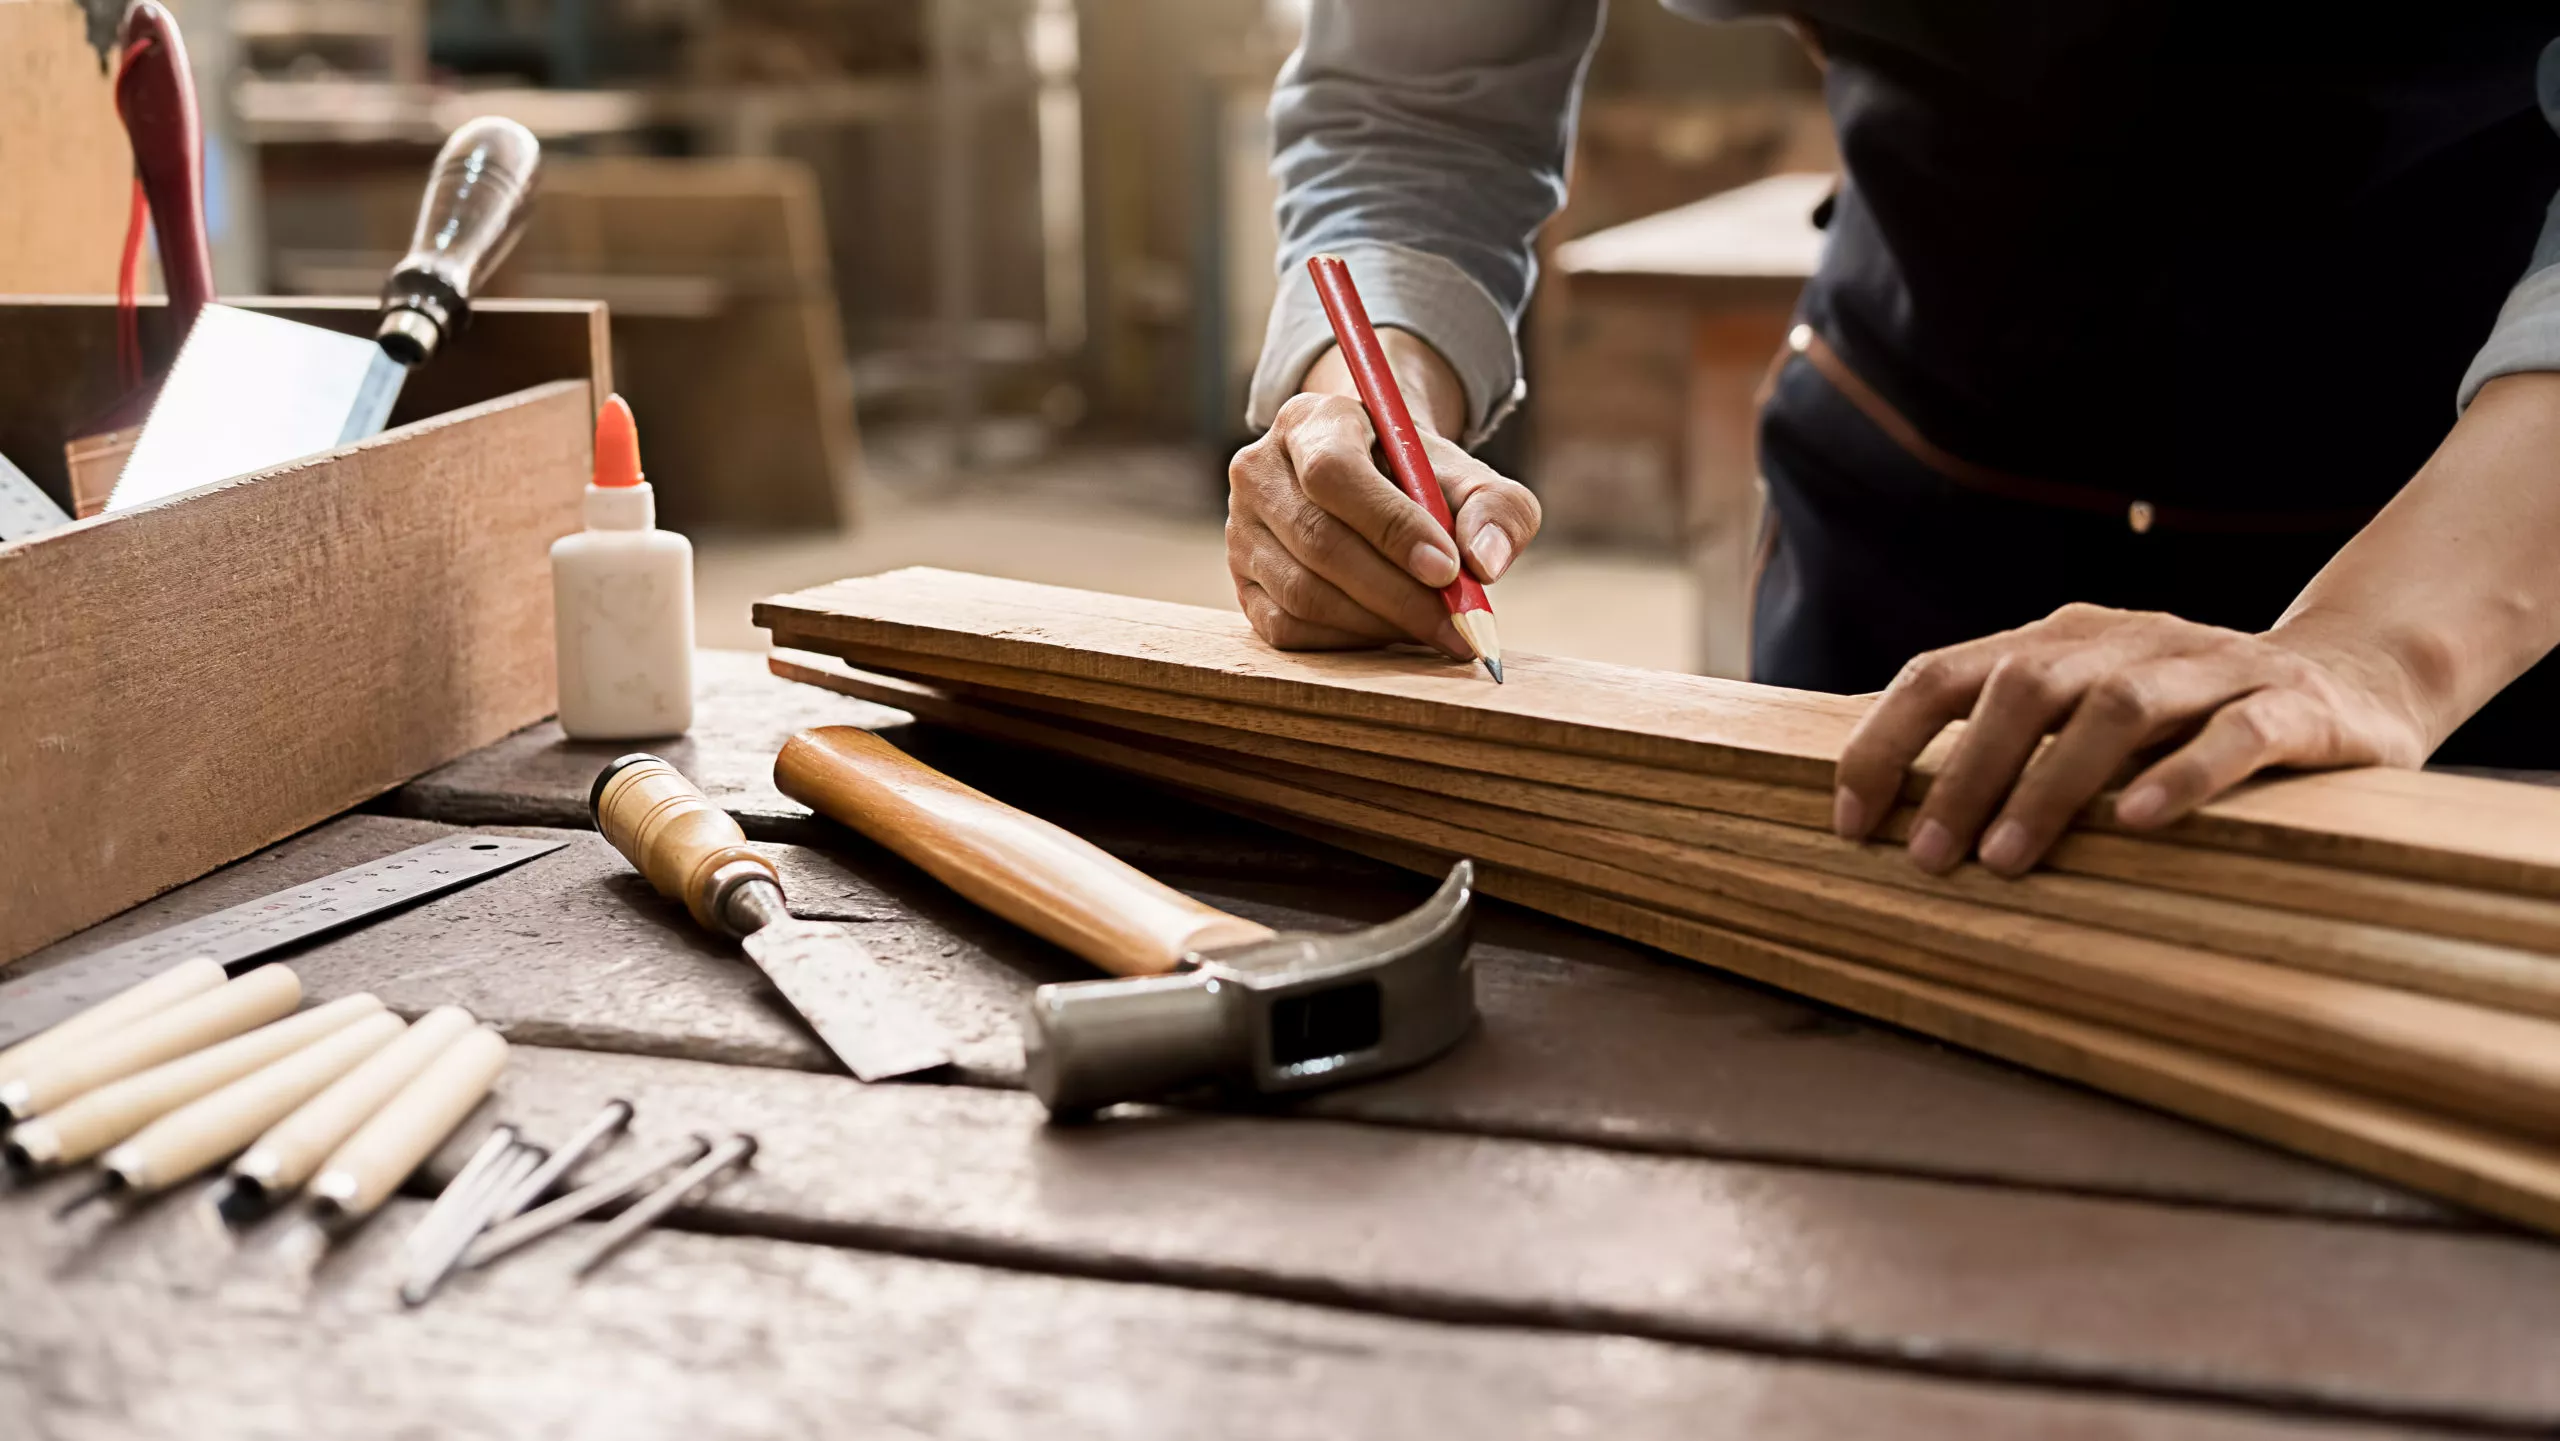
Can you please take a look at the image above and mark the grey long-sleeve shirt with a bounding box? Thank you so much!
[1249,3,2560,481]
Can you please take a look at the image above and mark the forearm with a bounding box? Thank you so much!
[1297,329,1469,439]
[1249,0,1602,444]
[2272,371,2560,746]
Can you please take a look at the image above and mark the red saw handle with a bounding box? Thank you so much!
[115,1,214,335]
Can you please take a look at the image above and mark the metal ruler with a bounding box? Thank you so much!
[0,834,568,1049]
[0,448,72,543]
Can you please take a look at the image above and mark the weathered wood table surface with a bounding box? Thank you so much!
[9,651,2559,1439]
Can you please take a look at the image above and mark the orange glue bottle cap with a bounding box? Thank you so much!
[594,394,644,488]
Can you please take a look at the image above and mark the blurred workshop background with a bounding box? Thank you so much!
[4,0,1834,674]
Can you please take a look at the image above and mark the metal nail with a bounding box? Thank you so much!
[570,1132,756,1278]
[401,1143,543,1307]
[462,1134,712,1271]
[485,1098,633,1226]
[398,1124,517,1265]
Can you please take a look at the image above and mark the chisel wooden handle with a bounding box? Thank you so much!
[104,1009,405,1194]
[231,1005,476,1199]
[0,965,301,1121]
[4,993,382,1171]
[593,754,779,933]
[775,726,1274,976]
[311,1024,509,1223]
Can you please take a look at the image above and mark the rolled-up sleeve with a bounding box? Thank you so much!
[2458,37,2560,408]
[1248,0,1604,446]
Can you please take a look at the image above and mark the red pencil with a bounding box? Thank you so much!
[1305,254,1504,683]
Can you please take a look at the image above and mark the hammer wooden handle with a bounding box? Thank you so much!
[776,726,1273,976]
[593,755,778,933]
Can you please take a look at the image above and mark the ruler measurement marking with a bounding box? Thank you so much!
[0,834,569,1048]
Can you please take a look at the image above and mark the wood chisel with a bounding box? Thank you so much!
[773,726,1480,1114]
[107,116,541,513]
[590,754,956,1083]
[0,834,566,1052]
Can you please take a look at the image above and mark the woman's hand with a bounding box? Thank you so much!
[1831,604,2440,875]
[1226,332,1540,654]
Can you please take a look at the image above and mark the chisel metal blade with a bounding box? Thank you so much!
[740,920,955,1082]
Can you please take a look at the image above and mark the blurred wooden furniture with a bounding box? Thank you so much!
[0,0,130,294]
[507,158,861,532]
[277,157,861,531]
[1557,172,1829,679]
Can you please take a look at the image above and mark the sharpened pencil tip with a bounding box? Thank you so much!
[1484,657,1504,684]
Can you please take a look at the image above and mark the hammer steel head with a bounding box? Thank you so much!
[1021,861,1479,1115]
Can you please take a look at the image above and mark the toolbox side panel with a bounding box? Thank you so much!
[0,377,592,963]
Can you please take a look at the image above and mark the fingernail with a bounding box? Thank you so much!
[1407,540,1459,587]
[1908,819,1958,873]
[1432,619,1468,659]
[1471,529,1514,580]
[2115,784,2167,827]
[1979,819,2030,874]
[1831,788,1865,839]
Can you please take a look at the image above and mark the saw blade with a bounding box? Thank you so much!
[741,919,954,1082]
[0,447,71,542]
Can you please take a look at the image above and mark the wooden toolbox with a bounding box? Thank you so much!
[0,297,611,964]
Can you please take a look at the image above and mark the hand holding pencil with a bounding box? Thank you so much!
[1224,256,1540,676]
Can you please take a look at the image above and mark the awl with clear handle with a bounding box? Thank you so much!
[590,754,955,1082]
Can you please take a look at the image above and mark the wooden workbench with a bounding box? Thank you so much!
[9,651,2558,1438]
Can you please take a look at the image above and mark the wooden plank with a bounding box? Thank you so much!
[777,648,2560,954]
[821,677,2560,1235]
[1165,743,2560,1140]
[791,663,2560,1139]
[756,567,1863,786]
[0,1192,2395,1441]
[783,654,2560,1006]
[755,568,2560,897]
[8,813,2444,1222]
[0,374,595,966]
[388,1043,2560,1428]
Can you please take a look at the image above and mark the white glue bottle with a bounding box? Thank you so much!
[551,393,694,739]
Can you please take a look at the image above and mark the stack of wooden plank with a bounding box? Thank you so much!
[756,567,2560,1232]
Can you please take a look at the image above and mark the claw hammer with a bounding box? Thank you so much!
[773,727,1479,1115]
